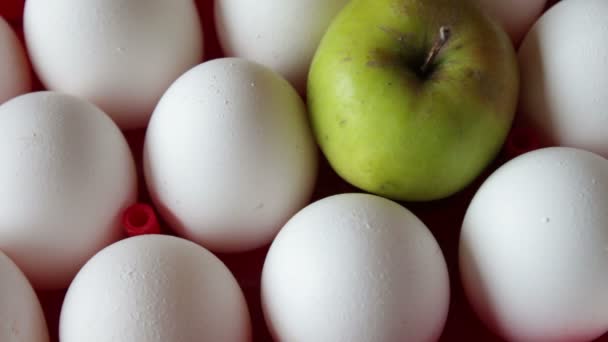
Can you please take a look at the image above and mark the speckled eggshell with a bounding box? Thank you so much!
[23,0,204,130]
[460,147,608,342]
[0,250,49,342]
[59,235,251,342]
[261,193,450,342]
[517,0,608,158]
[144,57,318,253]
[0,17,31,104]
[214,0,349,92]
[0,91,137,290]
[472,0,546,45]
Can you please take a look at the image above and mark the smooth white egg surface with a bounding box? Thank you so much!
[215,0,349,92]
[0,91,137,290]
[460,147,608,342]
[472,0,546,45]
[0,250,49,342]
[517,0,608,158]
[261,193,450,342]
[144,57,318,253]
[23,0,204,130]
[59,235,251,342]
[0,17,31,104]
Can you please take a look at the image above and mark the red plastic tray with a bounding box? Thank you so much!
[3,0,606,341]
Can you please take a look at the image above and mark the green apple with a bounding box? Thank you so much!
[307,0,519,201]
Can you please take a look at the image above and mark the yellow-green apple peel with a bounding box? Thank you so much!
[308,0,519,201]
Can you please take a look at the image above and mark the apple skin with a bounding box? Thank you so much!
[308,0,519,201]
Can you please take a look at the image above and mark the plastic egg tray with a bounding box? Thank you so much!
[2,0,606,341]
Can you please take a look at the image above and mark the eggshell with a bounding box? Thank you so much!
[0,250,49,342]
[261,193,450,342]
[460,147,608,342]
[59,235,251,342]
[517,0,608,158]
[472,0,546,45]
[0,91,137,290]
[214,0,349,92]
[23,0,204,130]
[144,57,318,253]
[0,17,31,104]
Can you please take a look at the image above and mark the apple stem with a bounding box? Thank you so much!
[420,26,451,75]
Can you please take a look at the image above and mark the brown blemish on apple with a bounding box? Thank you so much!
[427,70,456,85]
[465,68,482,81]
[339,119,348,127]
[366,48,398,68]
[464,67,503,105]
[338,50,353,63]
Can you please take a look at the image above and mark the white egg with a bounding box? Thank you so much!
[0,91,137,290]
[23,0,203,130]
[144,57,318,253]
[0,250,49,342]
[517,0,608,158]
[0,17,31,104]
[215,0,349,92]
[59,235,251,342]
[460,147,608,342]
[261,193,450,342]
[472,0,546,45]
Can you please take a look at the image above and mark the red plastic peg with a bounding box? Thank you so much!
[503,125,542,160]
[122,203,161,237]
